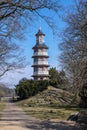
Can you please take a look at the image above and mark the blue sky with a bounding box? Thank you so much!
[0,0,74,88]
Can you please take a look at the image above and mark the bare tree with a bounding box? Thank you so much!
[0,0,61,39]
[0,0,61,77]
[60,0,87,92]
[0,39,25,77]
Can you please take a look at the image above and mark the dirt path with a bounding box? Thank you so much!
[0,102,87,130]
[0,102,41,130]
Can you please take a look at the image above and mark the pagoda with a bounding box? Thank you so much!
[32,29,49,80]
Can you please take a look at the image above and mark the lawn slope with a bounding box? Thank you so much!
[17,86,78,107]
[16,86,81,120]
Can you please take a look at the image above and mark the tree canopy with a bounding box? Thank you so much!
[0,0,61,39]
[60,0,87,91]
[60,0,87,106]
[49,67,69,89]
[0,0,61,77]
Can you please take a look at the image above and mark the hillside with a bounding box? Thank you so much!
[17,86,79,107]
[0,84,14,97]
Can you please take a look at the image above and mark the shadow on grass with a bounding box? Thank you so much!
[25,120,87,130]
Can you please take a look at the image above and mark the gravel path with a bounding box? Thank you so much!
[0,102,87,130]
[0,102,40,130]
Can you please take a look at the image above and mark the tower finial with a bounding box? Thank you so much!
[39,20,41,30]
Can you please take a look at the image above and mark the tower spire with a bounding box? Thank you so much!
[39,20,41,30]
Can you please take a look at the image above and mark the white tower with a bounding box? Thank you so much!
[32,29,49,80]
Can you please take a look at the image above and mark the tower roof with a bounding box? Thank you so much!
[32,43,48,49]
[35,29,45,36]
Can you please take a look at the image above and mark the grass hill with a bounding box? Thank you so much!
[16,86,81,120]
[17,86,79,107]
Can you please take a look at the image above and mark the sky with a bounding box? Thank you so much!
[0,0,74,88]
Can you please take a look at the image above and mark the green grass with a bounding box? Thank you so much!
[0,102,5,111]
[16,87,84,121]
[16,86,79,108]
[22,106,86,121]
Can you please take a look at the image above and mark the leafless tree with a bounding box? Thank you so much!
[0,0,61,39]
[0,39,25,77]
[0,0,61,77]
[60,0,87,92]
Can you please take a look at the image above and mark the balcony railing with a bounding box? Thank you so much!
[33,71,49,75]
[33,61,48,65]
[33,52,48,56]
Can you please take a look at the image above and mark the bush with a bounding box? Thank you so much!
[15,79,49,100]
